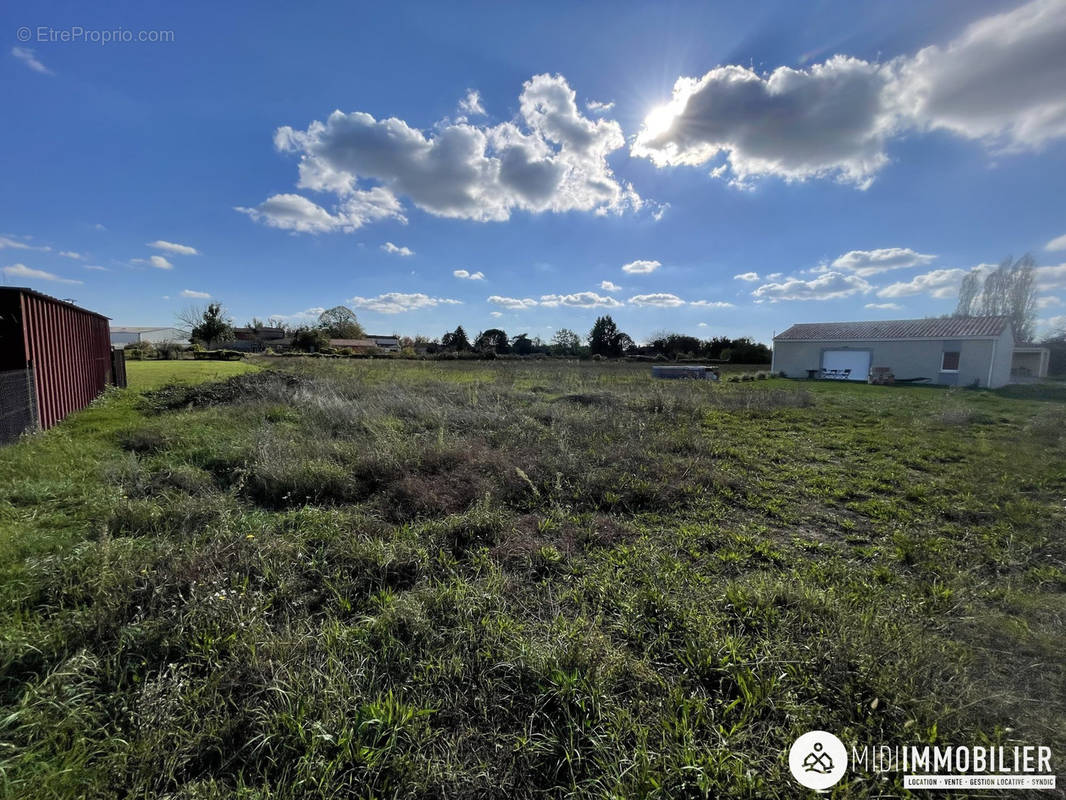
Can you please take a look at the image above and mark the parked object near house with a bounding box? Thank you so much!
[1011,344,1051,381]
[652,365,720,380]
[868,366,895,385]
[773,317,1017,388]
[0,287,114,443]
[110,326,190,347]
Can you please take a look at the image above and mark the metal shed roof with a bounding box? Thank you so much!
[1,287,110,320]
[775,316,1011,341]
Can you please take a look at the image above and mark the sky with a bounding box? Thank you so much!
[2,0,1066,343]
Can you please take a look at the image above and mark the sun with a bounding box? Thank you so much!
[643,104,677,138]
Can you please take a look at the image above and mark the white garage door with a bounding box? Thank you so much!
[821,350,870,380]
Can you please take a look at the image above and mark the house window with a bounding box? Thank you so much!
[940,351,960,372]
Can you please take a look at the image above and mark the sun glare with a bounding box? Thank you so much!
[643,104,677,138]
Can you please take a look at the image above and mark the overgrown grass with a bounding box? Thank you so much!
[0,359,1063,798]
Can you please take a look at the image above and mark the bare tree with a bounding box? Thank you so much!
[955,254,1037,342]
[954,271,980,317]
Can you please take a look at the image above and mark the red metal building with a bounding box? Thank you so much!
[0,287,113,439]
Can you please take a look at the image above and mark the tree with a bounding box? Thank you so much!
[957,254,1037,342]
[291,326,329,352]
[510,333,534,356]
[474,328,510,354]
[550,328,581,356]
[954,272,980,317]
[183,303,233,349]
[441,326,471,351]
[588,315,629,357]
[318,306,365,339]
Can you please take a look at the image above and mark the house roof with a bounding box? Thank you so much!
[775,316,1011,341]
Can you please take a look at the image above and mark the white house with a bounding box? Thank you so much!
[110,326,190,347]
[772,317,1017,388]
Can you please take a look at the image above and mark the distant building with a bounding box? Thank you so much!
[329,338,378,353]
[773,316,1018,388]
[1011,344,1051,380]
[111,326,189,347]
[366,335,401,352]
[222,327,289,352]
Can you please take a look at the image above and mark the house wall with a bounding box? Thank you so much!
[1012,348,1051,378]
[773,334,1014,388]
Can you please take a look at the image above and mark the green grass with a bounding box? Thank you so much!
[0,358,1063,798]
[125,358,259,391]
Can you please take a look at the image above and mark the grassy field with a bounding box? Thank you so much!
[0,358,1063,798]
[125,359,260,391]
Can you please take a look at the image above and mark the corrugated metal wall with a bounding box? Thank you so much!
[18,290,112,431]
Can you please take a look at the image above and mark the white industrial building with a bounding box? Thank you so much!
[110,326,190,347]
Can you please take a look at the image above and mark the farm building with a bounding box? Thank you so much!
[367,335,401,352]
[0,287,114,443]
[772,316,1019,388]
[329,338,378,353]
[110,326,189,347]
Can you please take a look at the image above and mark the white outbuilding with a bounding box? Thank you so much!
[110,326,190,347]
[772,316,1017,388]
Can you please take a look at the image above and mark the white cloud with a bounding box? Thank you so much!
[600,280,621,292]
[734,272,760,282]
[865,302,903,310]
[348,292,461,313]
[132,255,173,270]
[690,300,735,308]
[252,74,640,232]
[1036,295,1062,309]
[381,242,414,256]
[269,307,327,322]
[236,190,405,233]
[1040,314,1066,333]
[149,240,200,256]
[181,289,211,298]
[58,251,83,260]
[698,322,709,327]
[93,223,107,231]
[2,263,82,284]
[830,247,936,276]
[586,99,615,114]
[84,265,108,271]
[632,56,894,188]
[621,259,661,274]
[540,292,623,308]
[1035,263,1066,290]
[0,236,49,252]
[892,0,1066,149]
[490,311,503,318]
[753,271,872,302]
[629,293,686,308]
[488,295,538,309]
[458,89,486,116]
[632,0,1066,186]
[876,267,968,298]
[12,47,52,75]
[1046,233,1066,252]
[453,269,485,280]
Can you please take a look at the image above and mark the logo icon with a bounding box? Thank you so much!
[789,731,847,791]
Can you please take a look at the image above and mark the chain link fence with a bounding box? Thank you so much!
[0,368,38,444]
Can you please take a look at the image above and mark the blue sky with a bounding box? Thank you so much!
[2,0,1065,343]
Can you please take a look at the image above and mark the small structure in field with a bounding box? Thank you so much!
[1,287,115,443]
[652,365,719,380]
